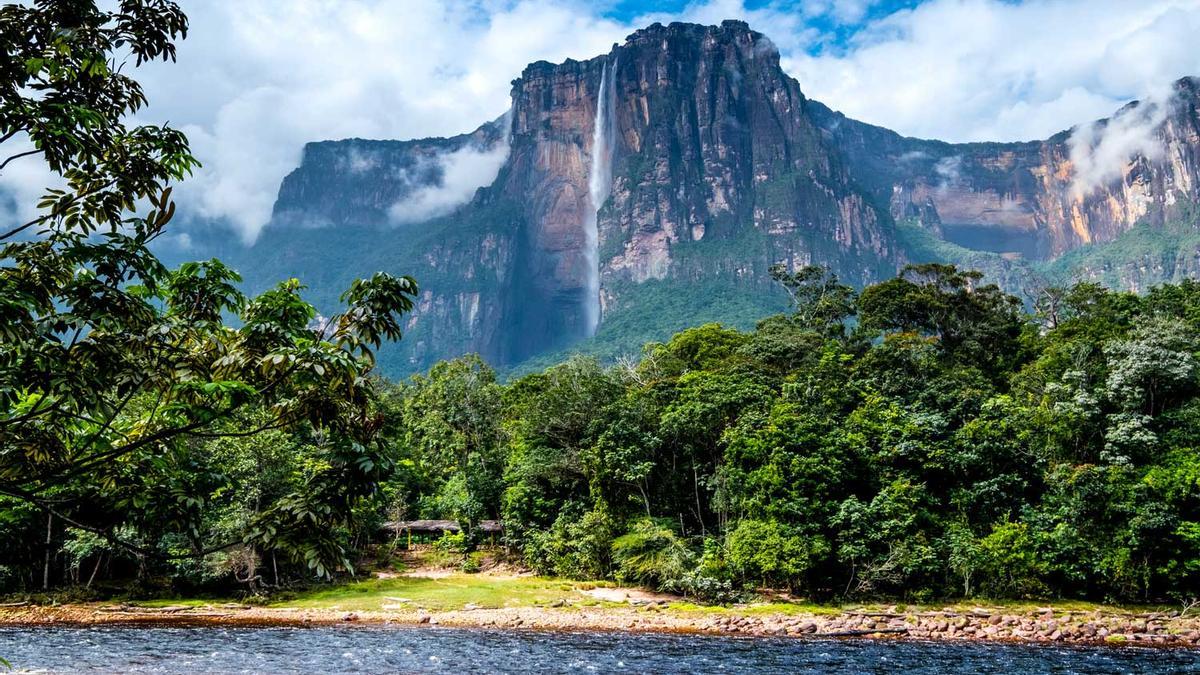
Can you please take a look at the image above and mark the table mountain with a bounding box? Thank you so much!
[234,21,1200,376]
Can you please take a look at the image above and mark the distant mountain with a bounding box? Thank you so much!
[210,21,1200,377]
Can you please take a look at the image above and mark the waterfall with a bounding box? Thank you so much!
[584,57,617,337]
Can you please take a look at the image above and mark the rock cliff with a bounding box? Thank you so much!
[811,76,1200,260]
[241,21,1200,376]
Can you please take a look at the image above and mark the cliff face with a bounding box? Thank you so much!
[272,119,509,227]
[254,21,900,374]
[244,21,1200,377]
[485,21,898,361]
[595,23,895,303]
[250,118,520,371]
[493,56,607,355]
[811,76,1200,260]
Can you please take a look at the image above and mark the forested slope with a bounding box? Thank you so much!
[13,264,1200,605]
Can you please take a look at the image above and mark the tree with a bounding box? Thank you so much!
[0,1,418,577]
[659,369,774,534]
[727,519,826,590]
[500,357,621,558]
[768,264,857,335]
[975,521,1048,598]
[944,522,984,597]
[857,264,1023,374]
[397,355,504,536]
[719,402,849,528]
[833,479,936,596]
[1028,283,1070,332]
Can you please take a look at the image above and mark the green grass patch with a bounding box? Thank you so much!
[274,574,591,612]
[51,582,1176,620]
[947,598,1172,614]
[856,598,1174,616]
[120,581,1173,617]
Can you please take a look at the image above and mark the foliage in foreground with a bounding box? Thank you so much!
[379,264,1200,604]
[0,1,416,591]
[14,259,1200,605]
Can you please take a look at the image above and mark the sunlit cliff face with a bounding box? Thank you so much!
[252,22,1200,376]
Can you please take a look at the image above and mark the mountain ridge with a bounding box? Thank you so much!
[218,20,1200,376]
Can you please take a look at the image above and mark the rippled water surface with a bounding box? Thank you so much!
[2,625,1200,673]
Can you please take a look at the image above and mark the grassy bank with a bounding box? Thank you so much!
[107,572,1172,619]
[276,574,607,612]
[5,571,1199,647]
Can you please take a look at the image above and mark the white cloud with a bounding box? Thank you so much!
[787,0,1200,142]
[390,117,513,224]
[129,0,630,243]
[934,155,962,188]
[1067,87,1175,197]
[801,0,883,25]
[636,0,820,52]
[388,142,511,224]
[345,148,380,175]
[0,135,61,227]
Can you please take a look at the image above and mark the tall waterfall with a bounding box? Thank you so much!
[584,57,617,337]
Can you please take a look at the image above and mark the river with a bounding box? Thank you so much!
[2,625,1198,673]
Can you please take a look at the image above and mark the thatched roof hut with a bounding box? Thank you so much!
[382,519,503,534]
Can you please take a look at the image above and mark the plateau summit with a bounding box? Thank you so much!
[214,20,1200,375]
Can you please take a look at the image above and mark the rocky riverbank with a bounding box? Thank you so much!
[4,601,1200,647]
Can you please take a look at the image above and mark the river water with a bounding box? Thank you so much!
[2,625,1199,673]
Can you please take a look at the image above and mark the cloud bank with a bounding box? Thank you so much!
[390,119,514,225]
[787,0,1200,142]
[3,0,1199,241]
[133,0,630,242]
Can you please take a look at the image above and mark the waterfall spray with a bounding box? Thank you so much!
[584,56,617,337]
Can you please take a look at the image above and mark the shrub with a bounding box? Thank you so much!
[670,537,740,603]
[727,519,826,590]
[612,518,694,588]
[977,521,1048,598]
[459,552,483,574]
[526,504,616,580]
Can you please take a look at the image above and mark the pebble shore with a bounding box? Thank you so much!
[4,602,1200,647]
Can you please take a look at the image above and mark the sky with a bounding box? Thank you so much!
[5,0,1200,242]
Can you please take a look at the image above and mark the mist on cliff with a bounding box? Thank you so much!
[388,141,511,225]
[1067,87,1175,197]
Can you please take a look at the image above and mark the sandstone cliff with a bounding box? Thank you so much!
[242,22,1200,376]
[486,21,898,363]
[811,76,1200,260]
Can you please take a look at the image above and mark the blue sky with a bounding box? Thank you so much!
[3,0,1199,242]
[603,0,919,24]
[605,0,923,50]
